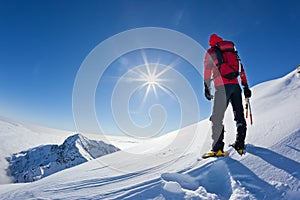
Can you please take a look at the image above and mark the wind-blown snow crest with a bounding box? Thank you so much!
[6,133,120,183]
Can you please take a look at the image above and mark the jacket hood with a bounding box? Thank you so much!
[209,34,223,47]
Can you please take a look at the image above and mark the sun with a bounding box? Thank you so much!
[135,62,168,103]
[124,50,176,104]
[146,74,157,85]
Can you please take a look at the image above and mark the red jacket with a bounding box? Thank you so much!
[204,34,248,87]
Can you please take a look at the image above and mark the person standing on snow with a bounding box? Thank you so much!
[202,34,252,158]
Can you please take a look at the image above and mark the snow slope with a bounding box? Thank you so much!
[0,70,299,199]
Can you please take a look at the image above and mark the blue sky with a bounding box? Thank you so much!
[0,0,299,135]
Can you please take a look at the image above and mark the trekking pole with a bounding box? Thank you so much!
[248,98,253,125]
[245,98,249,118]
[245,98,253,125]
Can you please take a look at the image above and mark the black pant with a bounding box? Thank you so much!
[210,84,247,151]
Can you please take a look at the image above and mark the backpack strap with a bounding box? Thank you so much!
[213,46,223,67]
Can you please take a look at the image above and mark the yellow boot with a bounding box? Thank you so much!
[230,143,245,155]
[202,150,227,159]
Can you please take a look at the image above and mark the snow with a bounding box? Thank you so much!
[0,118,71,184]
[6,133,120,183]
[0,69,299,199]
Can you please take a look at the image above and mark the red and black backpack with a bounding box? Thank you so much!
[214,41,240,80]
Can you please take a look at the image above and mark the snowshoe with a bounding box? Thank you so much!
[230,142,246,155]
[202,150,227,159]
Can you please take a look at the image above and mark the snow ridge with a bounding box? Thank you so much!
[6,133,119,183]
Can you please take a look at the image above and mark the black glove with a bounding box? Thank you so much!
[204,80,214,101]
[243,83,252,98]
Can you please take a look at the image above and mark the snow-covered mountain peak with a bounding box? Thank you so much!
[64,133,86,143]
[6,133,120,183]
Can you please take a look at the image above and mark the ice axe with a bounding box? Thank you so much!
[245,98,253,125]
